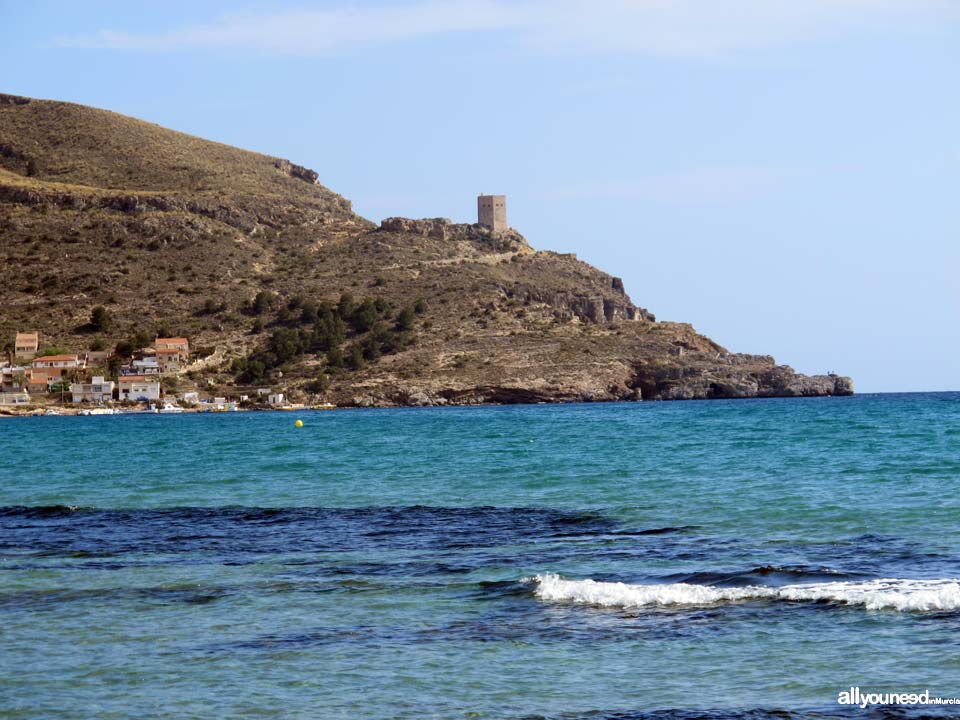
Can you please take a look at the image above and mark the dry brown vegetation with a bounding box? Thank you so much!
[0,93,851,404]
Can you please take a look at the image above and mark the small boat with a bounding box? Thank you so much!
[44,409,60,416]
[158,403,184,414]
[81,407,117,416]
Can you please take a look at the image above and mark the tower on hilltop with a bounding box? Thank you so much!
[477,194,507,233]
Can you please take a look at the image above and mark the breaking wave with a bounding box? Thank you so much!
[530,573,960,612]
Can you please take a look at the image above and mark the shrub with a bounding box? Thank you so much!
[267,328,303,363]
[350,299,378,333]
[308,307,345,352]
[250,290,277,315]
[90,305,111,332]
[275,306,297,327]
[299,301,319,324]
[337,292,355,320]
[130,330,151,351]
[346,345,365,371]
[240,359,266,384]
[326,346,344,368]
[196,298,225,316]
[395,306,415,332]
[305,373,331,393]
[361,334,382,362]
[38,346,68,357]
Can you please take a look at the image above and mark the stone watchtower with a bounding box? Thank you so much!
[477,194,507,233]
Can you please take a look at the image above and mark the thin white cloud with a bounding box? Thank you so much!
[54,2,524,53]
[53,0,955,57]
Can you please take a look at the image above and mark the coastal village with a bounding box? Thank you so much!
[0,330,295,415]
[0,195,512,417]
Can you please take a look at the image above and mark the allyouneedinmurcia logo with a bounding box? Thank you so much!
[838,687,960,708]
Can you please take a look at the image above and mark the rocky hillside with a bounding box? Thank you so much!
[0,93,852,405]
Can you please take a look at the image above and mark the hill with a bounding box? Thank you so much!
[0,92,852,406]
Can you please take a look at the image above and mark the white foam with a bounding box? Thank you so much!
[530,573,960,612]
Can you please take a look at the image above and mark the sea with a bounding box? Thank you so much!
[1,393,959,719]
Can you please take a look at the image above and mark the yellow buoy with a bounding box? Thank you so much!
[295,419,304,428]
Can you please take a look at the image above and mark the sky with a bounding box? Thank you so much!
[1,0,957,392]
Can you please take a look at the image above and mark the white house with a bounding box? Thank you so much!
[0,392,29,406]
[131,357,160,375]
[70,376,115,404]
[267,392,285,406]
[118,375,161,402]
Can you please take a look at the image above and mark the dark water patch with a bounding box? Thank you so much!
[324,560,475,577]
[0,584,235,611]
[664,565,871,588]
[476,579,534,599]
[0,504,90,518]
[0,574,496,613]
[199,587,960,657]
[625,526,700,536]
[205,603,739,655]
[516,708,960,719]
[210,624,420,653]
[4,506,955,586]
[551,526,701,539]
[0,505,622,558]
[765,535,960,580]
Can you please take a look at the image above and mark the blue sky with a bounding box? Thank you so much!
[2,0,957,392]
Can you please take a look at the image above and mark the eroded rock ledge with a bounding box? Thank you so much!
[342,362,854,408]
[379,216,529,247]
[630,353,854,401]
[0,180,354,233]
[273,158,319,184]
[0,93,31,106]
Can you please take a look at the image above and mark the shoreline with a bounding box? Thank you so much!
[9,389,958,420]
[0,391,887,419]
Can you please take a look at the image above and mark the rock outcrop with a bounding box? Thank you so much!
[379,217,454,239]
[630,353,854,401]
[378,217,530,249]
[0,93,30,106]
[517,289,651,323]
[273,158,319,184]
[0,177,354,233]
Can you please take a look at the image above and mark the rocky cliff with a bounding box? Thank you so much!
[0,94,852,406]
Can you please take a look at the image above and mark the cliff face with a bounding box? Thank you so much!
[0,94,852,405]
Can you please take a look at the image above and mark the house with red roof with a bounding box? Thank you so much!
[31,354,84,379]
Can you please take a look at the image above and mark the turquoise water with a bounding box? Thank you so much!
[2,394,959,718]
